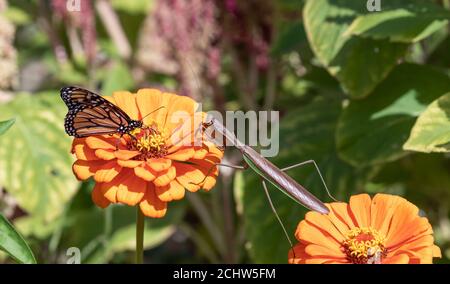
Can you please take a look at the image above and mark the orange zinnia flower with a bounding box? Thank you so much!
[288,193,441,264]
[71,89,223,218]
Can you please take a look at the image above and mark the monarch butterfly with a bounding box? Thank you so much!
[60,86,143,138]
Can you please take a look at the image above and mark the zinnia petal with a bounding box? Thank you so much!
[139,183,167,218]
[147,158,172,172]
[382,254,409,264]
[155,180,185,202]
[165,147,195,161]
[72,160,103,180]
[114,149,140,160]
[153,166,176,187]
[192,147,208,160]
[433,245,442,258]
[329,202,357,230]
[386,217,433,250]
[288,244,309,264]
[112,91,139,120]
[72,140,98,160]
[134,164,157,181]
[164,95,198,133]
[370,194,404,237]
[99,180,119,203]
[116,174,146,206]
[85,136,116,150]
[91,183,111,208]
[136,89,166,126]
[349,194,372,228]
[93,161,122,183]
[95,149,116,160]
[304,244,346,259]
[385,199,420,243]
[117,159,143,168]
[289,194,441,264]
[325,203,352,236]
[296,221,342,252]
[304,211,345,243]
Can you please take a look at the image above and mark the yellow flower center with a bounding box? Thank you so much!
[342,227,387,264]
[128,125,168,159]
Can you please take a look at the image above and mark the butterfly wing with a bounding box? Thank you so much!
[61,86,135,138]
[60,86,131,118]
[61,86,102,106]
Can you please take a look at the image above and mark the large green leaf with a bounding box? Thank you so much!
[303,0,407,98]
[0,119,15,136]
[404,92,450,153]
[0,93,78,221]
[337,64,450,167]
[0,214,36,264]
[346,4,450,43]
[241,98,374,263]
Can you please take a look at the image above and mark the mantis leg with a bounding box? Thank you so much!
[260,159,338,260]
[188,162,249,187]
[280,160,337,202]
[261,179,296,259]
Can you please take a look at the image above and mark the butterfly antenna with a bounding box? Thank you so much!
[141,106,166,121]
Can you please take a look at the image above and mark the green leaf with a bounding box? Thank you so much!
[271,21,306,57]
[275,0,304,11]
[55,64,89,85]
[242,98,374,263]
[337,64,450,167]
[346,5,450,43]
[3,6,31,25]
[371,153,450,212]
[101,61,135,96]
[404,92,450,153]
[427,31,450,68]
[0,214,36,264]
[13,215,61,240]
[0,119,15,136]
[110,0,154,14]
[0,93,79,221]
[303,0,408,98]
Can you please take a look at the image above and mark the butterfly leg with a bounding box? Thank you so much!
[114,137,122,150]
[112,133,129,150]
[128,133,138,141]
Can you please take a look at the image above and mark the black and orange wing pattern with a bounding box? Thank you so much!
[60,86,142,138]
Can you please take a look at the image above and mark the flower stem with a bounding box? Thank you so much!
[135,207,145,264]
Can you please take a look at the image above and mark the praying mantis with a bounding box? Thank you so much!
[183,58,334,249]
[197,118,336,248]
[200,118,334,215]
